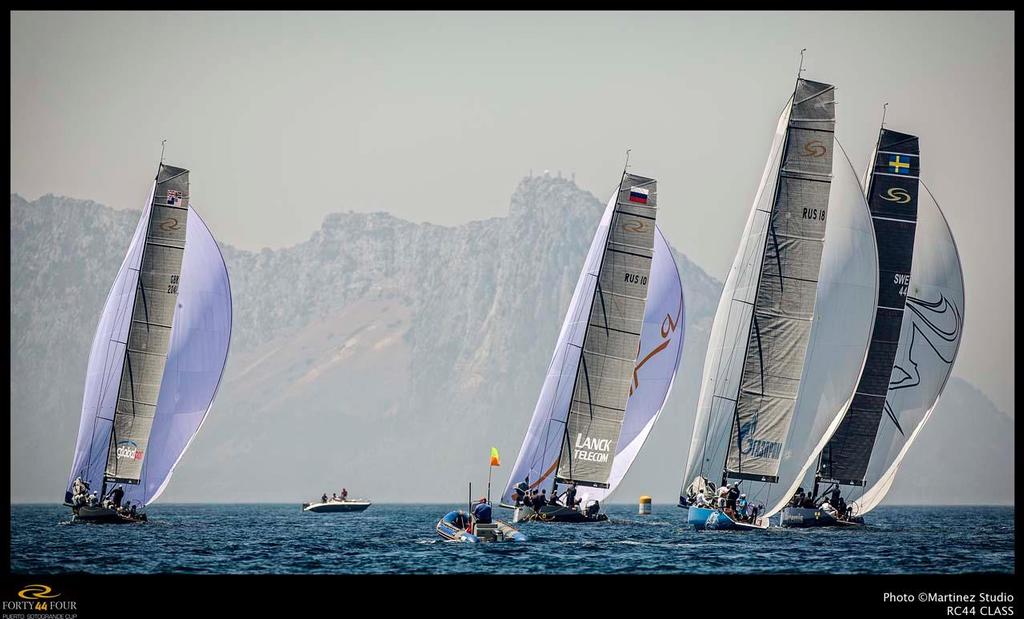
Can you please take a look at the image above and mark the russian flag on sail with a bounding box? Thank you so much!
[628,186,649,204]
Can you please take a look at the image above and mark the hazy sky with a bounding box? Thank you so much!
[10,11,1014,413]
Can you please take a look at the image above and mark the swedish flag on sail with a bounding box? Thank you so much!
[888,155,912,175]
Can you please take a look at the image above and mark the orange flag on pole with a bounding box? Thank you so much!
[489,447,500,467]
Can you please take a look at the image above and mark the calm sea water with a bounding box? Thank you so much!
[10,504,1014,574]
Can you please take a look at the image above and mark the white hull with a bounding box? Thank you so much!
[302,500,372,513]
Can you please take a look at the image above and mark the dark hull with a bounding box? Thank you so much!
[521,504,607,523]
[780,506,865,528]
[72,505,146,524]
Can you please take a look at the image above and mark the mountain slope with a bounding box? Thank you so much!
[9,177,1009,505]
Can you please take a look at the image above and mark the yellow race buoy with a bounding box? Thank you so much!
[639,495,652,515]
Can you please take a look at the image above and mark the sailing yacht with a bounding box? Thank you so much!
[500,170,685,523]
[782,126,965,527]
[678,76,880,530]
[63,162,232,523]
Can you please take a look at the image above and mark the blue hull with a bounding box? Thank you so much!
[686,507,768,531]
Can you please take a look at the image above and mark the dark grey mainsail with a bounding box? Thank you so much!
[104,164,190,484]
[724,78,836,483]
[818,129,920,486]
[554,174,657,488]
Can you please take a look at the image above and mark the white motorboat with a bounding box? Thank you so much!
[301,499,372,513]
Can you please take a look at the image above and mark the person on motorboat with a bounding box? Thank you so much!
[321,493,329,504]
[442,510,471,531]
[341,488,348,501]
[473,498,492,524]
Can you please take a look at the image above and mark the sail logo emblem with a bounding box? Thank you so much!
[573,433,611,464]
[115,440,144,461]
[888,155,912,174]
[17,585,60,600]
[6,584,77,612]
[803,141,827,157]
[737,416,782,460]
[160,217,182,231]
[623,220,648,233]
[629,295,684,396]
[880,187,912,204]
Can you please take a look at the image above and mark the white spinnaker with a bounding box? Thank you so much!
[681,101,790,495]
[139,204,232,506]
[761,141,879,517]
[850,182,964,515]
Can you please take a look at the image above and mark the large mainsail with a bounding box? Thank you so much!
[681,78,879,517]
[725,78,835,482]
[501,174,683,504]
[65,164,232,506]
[555,175,658,488]
[818,129,920,486]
